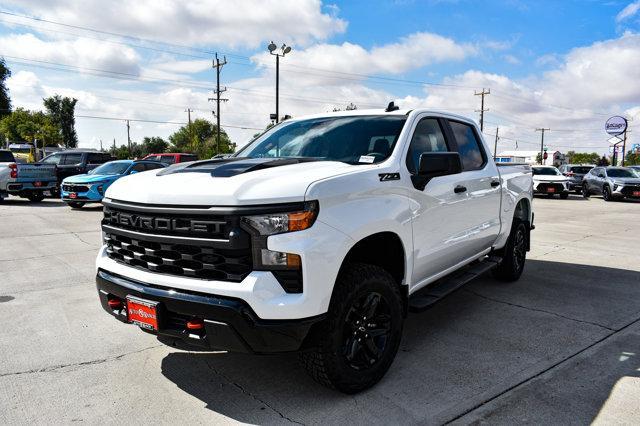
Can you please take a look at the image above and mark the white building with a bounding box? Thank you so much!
[495,150,561,166]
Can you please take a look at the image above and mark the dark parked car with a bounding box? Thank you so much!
[582,167,640,201]
[39,150,114,189]
[558,164,594,193]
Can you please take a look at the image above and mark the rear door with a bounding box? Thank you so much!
[444,119,502,256]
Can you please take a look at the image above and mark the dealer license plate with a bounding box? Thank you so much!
[69,193,77,199]
[633,191,640,197]
[547,187,555,193]
[126,296,159,331]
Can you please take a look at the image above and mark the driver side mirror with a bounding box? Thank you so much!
[598,173,604,178]
[413,152,462,190]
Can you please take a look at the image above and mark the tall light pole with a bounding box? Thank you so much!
[268,41,292,123]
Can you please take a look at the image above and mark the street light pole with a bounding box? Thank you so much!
[268,41,291,123]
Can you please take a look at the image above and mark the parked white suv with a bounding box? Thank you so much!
[95,107,534,393]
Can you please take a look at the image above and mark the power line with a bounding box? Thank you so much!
[74,114,263,130]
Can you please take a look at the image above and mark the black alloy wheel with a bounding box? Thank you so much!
[342,292,392,371]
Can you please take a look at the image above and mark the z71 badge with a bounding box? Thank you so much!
[379,173,400,182]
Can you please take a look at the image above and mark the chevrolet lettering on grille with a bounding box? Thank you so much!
[104,210,224,235]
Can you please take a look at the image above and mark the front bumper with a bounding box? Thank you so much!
[61,188,104,203]
[533,181,568,194]
[96,269,324,353]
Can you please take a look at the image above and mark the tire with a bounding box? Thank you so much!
[582,185,590,198]
[67,201,85,209]
[492,220,527,282]
[560,192,569,200]
[300,263,404,394]
[603,186,612,202]
[26,192,45,202]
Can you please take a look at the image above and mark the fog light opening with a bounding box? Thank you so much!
[186,318,204,330]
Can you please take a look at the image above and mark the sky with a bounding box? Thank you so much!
[1,0,639,155]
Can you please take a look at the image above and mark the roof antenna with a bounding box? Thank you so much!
[385,101,399,112]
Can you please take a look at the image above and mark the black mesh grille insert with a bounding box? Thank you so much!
[105,233,252,282]
[63,184,90,192]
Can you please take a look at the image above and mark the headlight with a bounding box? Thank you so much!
[242,201,319,236]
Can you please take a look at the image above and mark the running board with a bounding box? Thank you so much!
[408,256,501,312]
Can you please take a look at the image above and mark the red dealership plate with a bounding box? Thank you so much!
[126,296,159,331]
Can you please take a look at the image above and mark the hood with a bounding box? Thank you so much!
[105,158,357,205]
[533,175,568,182]
[611,177,640,185]
[64,173,120,184]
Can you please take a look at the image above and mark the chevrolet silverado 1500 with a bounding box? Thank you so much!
[95,107,533,393]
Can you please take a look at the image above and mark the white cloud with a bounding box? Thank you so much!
[5,0,347,48]
[616,1,640,22]
[503,54,521,65]
[0,33,140,75]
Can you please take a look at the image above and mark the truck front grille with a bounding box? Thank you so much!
[104,233,252,281]
[536,183,564,193]
[102,201,252,282]
[621,185,640,197]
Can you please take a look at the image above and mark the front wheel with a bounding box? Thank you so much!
[582,185,590,198]
[300,263,404,394]
[603,186,612,202]
[492,220,527,282]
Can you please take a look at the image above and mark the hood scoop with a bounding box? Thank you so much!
[156,157,322,178]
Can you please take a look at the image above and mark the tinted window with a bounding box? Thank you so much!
[61,153,83,165]
[237,115,407,164]
[570,166,592,174]
[87,153,105,164]
[131,163,147,173]
[181,154,198,162]
[607,168,636,178]
[90,162,130,175]
[0,151,15,162]
[406,118,448,173]
[159,156,176,164]
[448,121,485,171]
[41,153,62,165]
[144,162,164,170]
[532,167,561,176]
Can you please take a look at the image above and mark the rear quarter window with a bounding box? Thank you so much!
[0,151,15,162]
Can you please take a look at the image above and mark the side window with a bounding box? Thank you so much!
[160,156,176,164]
[41,153,62,165]
[131,163,147,173]
[61,153,82,165]
[406,118,449,174]
[182,154,198,162]
[144,162,164,171]
[87,153,104,164]
[448,120,486,171]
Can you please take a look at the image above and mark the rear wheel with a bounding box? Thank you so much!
[300,263,404,394]
[492,220,527,282]
[67,201,85,209]
[26,192,45,202]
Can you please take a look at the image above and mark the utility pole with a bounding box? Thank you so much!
[493,127,499,160]
[112,138,116,155]
[126,120,131,155]
[474,88,490,131]
[535,128,550,165]
[100,139,103,151]
[184,108,195,153]
[185,108,192,126]
[210,53,228,155]
[621,127,627,166]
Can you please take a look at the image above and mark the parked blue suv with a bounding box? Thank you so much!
[61,160,165,208]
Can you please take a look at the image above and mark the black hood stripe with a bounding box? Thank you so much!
[156,157,322,177]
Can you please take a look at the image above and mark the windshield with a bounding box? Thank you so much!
[237,115,407,164]
[89,162,130,175]
[532,167,561,176]
[570,166,592,174]
[607,168,637,178]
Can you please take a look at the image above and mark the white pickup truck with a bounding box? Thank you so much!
[0,150,57,202]
[95,107,533,393]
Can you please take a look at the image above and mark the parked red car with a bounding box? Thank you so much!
[142,153,198,165]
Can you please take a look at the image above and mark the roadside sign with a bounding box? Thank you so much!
[605,116,627,136]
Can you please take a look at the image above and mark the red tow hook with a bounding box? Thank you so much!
[186,318,204,330]
[107,298,123,309]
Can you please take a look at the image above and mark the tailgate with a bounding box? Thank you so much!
[16,164,57,181]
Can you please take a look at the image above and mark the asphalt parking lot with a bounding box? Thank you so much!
[1,194,639,425]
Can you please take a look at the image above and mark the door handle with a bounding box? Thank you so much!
[490,180,500,187]
[454,185,467,193]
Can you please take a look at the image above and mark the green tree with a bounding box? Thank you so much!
[597,155,610,167]
[0,108,61,146]
[141,136,168,155]
[625,151,640,166]
[169,119,232,159]
[568,152,600,164]
[0,57,10,119]
[43,95,78,148]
